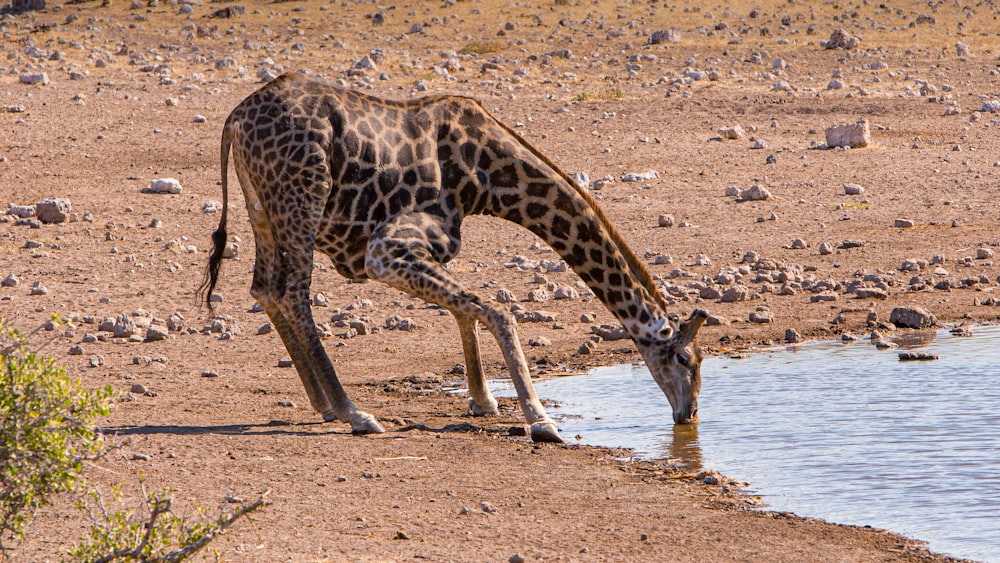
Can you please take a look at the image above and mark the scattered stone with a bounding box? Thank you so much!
[209,4,244,18]
[526,288,549,302]
[749,310,773,324]
[591,324,628,341]
[838,240,866,249]
[113,314,138,338]
[495,289,517,303]
[554,287,579,300]
[843,183,865,195]
[145,178,183,194]
[144,325,169,342]
[718,125,745,140]
[277,358,294,368]
[29,284,48,296]
[1,274,18,287]
[976,248,994,260]
[621,170,659,182]
[826,120,871,149]
[35,198,71,223]
[738,185,771,201]
[20,72,49,86]
[7,204,35,218]
[481,501,498,514]
[166,314,185,331]
[823,28,860,49]
[385,315,417,331]
[784,328,803,343]
[899,351,939,361]
[569,172,590,189]
[893,218,915,228]
[648,29,681,44]
[202,370,219,378]
[818,243,834,256]
[527,337,551,347]
[657,214,675,227]
[751,139,768,150]
[577,341,596,355]
[889,306,935,329]
[719,285,752,303]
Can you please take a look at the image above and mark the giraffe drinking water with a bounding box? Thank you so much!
[200,73,707,443]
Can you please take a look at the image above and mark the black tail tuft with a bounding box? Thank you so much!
[197,224,227,312]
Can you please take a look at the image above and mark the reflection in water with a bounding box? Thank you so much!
[663,424,702,472]
[891,330,937,349]
[492,326,1000,563]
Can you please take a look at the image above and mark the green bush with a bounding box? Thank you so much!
[70,483,269,562]
[0,319,114,548]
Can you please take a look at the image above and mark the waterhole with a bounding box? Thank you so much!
[493,326,1000,562]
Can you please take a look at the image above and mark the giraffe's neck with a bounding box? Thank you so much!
[470,123,668,342]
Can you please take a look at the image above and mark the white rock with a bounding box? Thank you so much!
[35,198,71,223]
[621,170,659,182]
[718,125,745,140]
[19,72,49,85]
[739,185,772,201]
[147,178,183,194]
[843,183,865,195]
[825,119,871,148]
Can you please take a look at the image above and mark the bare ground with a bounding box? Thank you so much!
[2,0,996,560]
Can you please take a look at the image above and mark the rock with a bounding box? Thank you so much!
[1,274,18,287]
[19,72,49,86]
[495,289,517,303]
[818,242,834,256]
[257,322,274,335]
[976,248,994,260]
[955,42,970,57]
[526,288,549,302]
[208,4,244,17]
[527,337,551,347]
[899,352,939,361]
[855,287,888,299]
[844,183,865,195]
[113,314,138,338]
[889,306,935,329]
[826,120,871,149]
[790,239,808,250]
[569,172,590,189]
[481,501,498,514]
[893,218,915,228]
[621,170,659,182]
[146,178,183,194]
[980,100,1000,114]
[751,139,768,149]
[6,204,35,218]
[648,29,681,44]
[718,125,745,140]
[719,285,751,303]
[144,325,169,342]
[749,310,773,323]
[577,341,596,355]
[166,314,185,331]
[554,287,579,300]
[824,28,860,49]
[6,0,46,13]
[738,185,771,201]
[591,324,628,341]
[724,186,740,197]
[784,328,803,344]
[385,315,417,331]
[657,214,675,227]
[277,358,294,368]
[35,198,71,223]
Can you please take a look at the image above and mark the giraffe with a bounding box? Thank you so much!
[199,73,708,443]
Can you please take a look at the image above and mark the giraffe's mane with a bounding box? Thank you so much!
[471,99,671,314]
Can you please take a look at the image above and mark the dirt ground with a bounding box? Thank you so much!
[2,0,996,560]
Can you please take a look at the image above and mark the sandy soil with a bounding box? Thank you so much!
[2,0,995,560]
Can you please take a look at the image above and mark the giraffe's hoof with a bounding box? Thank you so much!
[529,420,563,443]
[349,412,385,435]
[468,397,500,417]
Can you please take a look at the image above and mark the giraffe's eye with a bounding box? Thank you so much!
[676,351,691,366]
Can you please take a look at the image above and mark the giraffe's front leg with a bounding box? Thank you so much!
[365,222,561,443]
[456,315,500,416]
[481,308,561,443]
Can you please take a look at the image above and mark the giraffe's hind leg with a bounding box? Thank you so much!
[455,315,500,416]
[246,205,383,434]
[366,217,560,443]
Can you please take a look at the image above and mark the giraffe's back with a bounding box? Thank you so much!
[227,73,498,279]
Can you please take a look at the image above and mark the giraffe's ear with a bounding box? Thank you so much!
[678,309,709,344]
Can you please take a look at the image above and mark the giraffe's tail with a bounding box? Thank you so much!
[197,117,235,311]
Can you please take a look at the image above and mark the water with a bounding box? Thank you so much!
[492,326,1000,562]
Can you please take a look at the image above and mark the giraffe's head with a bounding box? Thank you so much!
[638,308,709,424]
